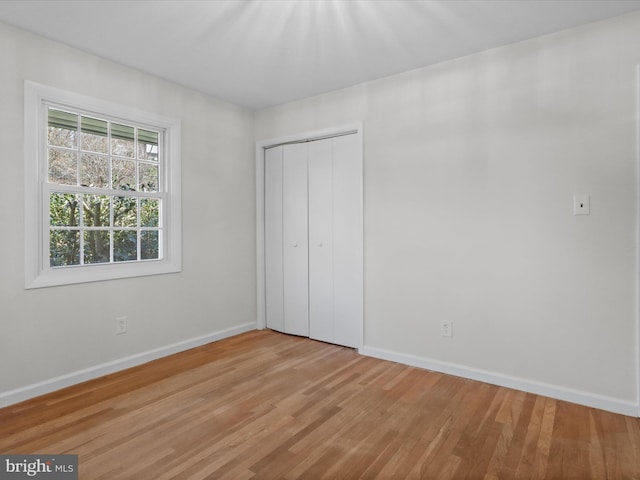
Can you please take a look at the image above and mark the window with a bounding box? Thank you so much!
[25,82,182,288]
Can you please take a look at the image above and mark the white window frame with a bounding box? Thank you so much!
[24,81,182,289]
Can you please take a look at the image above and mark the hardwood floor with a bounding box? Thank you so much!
[1,330,639,479]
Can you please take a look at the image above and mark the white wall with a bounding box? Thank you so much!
[0,22,256,402]
[255,11,640,414]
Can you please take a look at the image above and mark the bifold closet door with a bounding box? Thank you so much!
[308,135,362,348]
[264,143,309,337]
[264,146,284,333]
[329,134,362,348]
[308,139,333,343]
[282,143,310,337]
[265,133,362,348]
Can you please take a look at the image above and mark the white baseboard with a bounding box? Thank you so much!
[359,345,639,417]
[0,322,256,409]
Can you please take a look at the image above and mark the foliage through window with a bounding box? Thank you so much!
[25,82,182,288]
[47,108,162,267]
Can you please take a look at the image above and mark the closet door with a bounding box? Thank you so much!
[331,134,362,348]
[281,143,309,337]
[308,138,334,343]
[308,134,362,348]
[264,132,362,348]
[265,143,310,337]
[264,146,284,333]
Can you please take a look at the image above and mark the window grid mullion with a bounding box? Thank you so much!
[79,192,85,266]
[137,198,141,261]
[75,116,81,193]
[46,183,166,199]
[109,192,114,264]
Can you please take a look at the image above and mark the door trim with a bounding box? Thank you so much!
[636,64,640,416]
[255,123,364,345]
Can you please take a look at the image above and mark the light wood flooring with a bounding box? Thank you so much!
[1,329,639,479]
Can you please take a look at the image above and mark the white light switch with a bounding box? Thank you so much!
[573,194,590,215]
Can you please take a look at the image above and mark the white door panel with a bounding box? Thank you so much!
[264,146,284,333]
[282,143,309,337]
[332,134,363,348]
[308,138,334,343]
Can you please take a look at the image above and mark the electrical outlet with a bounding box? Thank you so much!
[441,320,452,337]
[116,316,127,335]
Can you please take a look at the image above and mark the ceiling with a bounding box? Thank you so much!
[1,0,640,111]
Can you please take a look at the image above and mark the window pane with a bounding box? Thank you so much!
[48,148,77,185]
[84,231,110,264]
[50,230,80,267]
[111,123,135,158]
[114,230,137,262]
[138,129,158,161]
[48,109,77,149]
[141,230,159,260]
[112,158,136,191]
[82,195,110,227]
[50,193,79,227]
[80,153,108,188]
[81,116,108,153]
[139,163,158,192]
[114,196,137,227]
[140,198,159,227]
